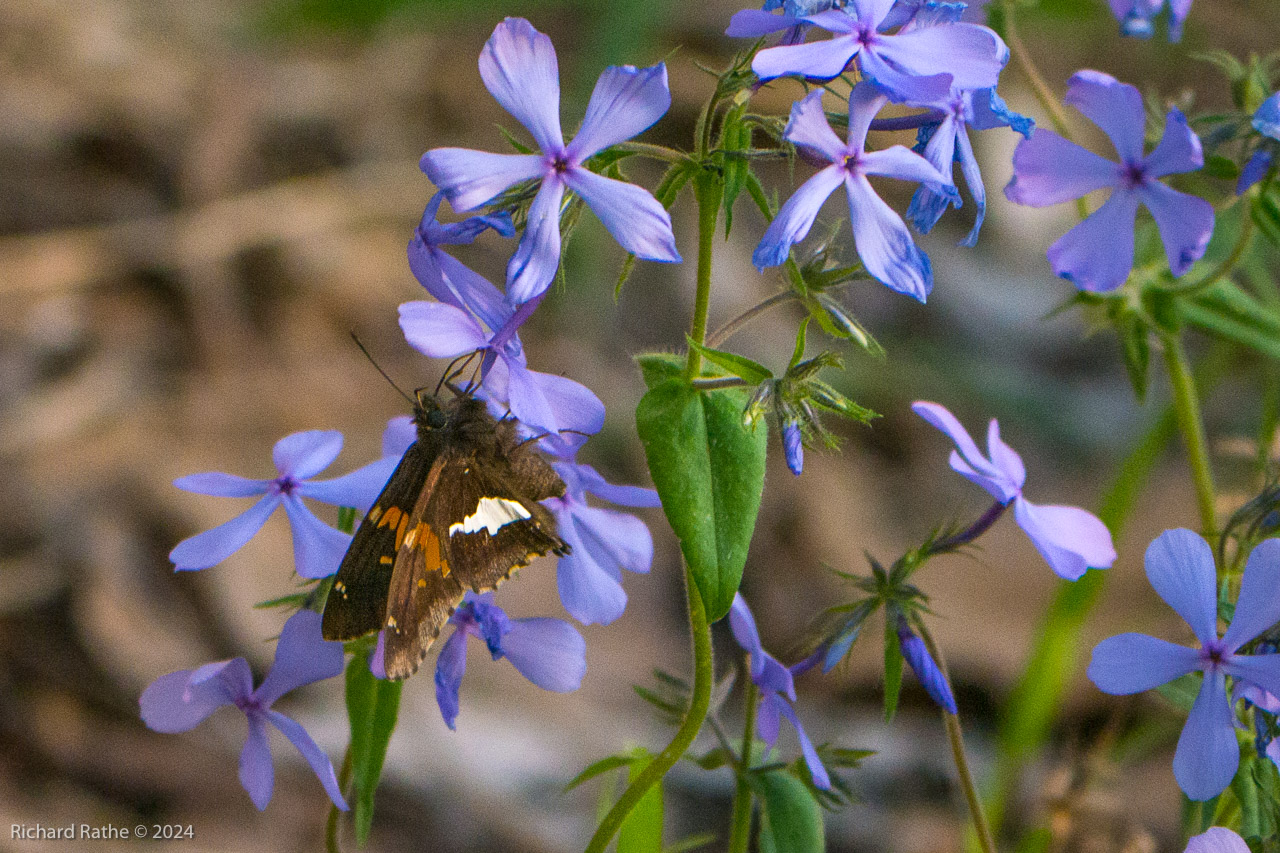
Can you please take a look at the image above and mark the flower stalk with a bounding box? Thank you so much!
[727,677,760,853]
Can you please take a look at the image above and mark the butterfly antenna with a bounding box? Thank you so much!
[435,351,481,396]
[350,333,415,406]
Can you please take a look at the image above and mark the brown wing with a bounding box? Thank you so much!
[381,507,465,680]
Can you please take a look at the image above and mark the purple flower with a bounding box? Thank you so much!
[783,420,805,476]
[430,592,586,730]
[913,401,1116,580]
[754,83,951,301]
[1237,92,1280,195]
[408,191,514,331]
[1109,0,1191,42]
[1185,829,1250,853]
[729,594,831,790]
[419,18,680,305]
[725,1,844,45]
[1005,70,1215,292]
[749,1,1008,103]
[140,610,347,810]
[907,85,1034,245]
[1088,531,1280,800]
[897,617,956,713]
[169,429,403,579]
[541,455,660,626]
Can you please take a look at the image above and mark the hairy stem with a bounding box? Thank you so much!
[926,500,1009,555]
[1162,330,1218,538]
[917,626,997,853]
[707,291,797,348]
[615,140,691,163]
[584,572,714,853]
[686,172,721,380]
[727,678,760,853]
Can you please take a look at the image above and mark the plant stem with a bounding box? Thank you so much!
[1161,330,1218,538]
[584,571,714,853]
[727,678,760,853]
[707,291,797,348]
[917,626,997,853]
[325,747,353,853]
[691,377,750,391]
[926,500,1009,556]
[615,140,691,163]
[686,172,721,380]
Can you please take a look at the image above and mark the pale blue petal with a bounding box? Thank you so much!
[526,369,606,438]
[844,173,933,301]
[281,495,351,580]
[1138,180,1214,278]
[419,149,544,212]
[752,165,845,269]
[776,699,832,790]
[1046,189,1140,292]
[478,18,564,154]
[955,128,986,246]
[784,90,848,163]
[502,617,587,692]
[298,457,399,512]
[572,504,653,575]
[872,23,1007,92]
[1086,632,1199,693]
[382,417,416,459]
[1223,654,1280,703]
[856,49,952,105]
[1253,92,1280,141]
[1185,828,1251,853]
[1144,108,1204,178]
[431,249,513,335]
[757,693,783,747]
[170,494,280,571]
[1237,150,1272,196]
[729,593,766,680]
[398,300,489,358]
[572,464,661,507]
[1145,528,1219,647]
[255,610,346,707]
[1222,539,1280,651]
[506,177,565,305]
[266,710,348,810]
[434,628,468,730]
[1173,670,1238,801]
[173,473,270,498]
[1015,498,1116,580]
[563,168,680,262]
[1065,70,1146,165]
[752,35,860,81]
[567,64,671,163]
[239,714,274,810]
[273,430,343,480]
[726,9,802,37]
[140,666,239,733]
[1005,130,1120,207]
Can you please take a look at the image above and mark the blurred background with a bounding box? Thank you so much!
[3,0,1279,850]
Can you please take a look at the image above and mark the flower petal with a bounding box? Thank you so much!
[757,692,783,747]
[567,64,671,163]
[856,49,952,105]
[1005,129,1120,207]
[1046,189,1140,292]
[428,248,513,335]
[1224,654,1280,703]
[398,300,489,359]
[1255,92,1280,141]
[239,714,275,810]
[562,168,680,262]
[752,165,845,270]
[525,369,607,437]
[280,495,351,580]
[555,540,629,625]
[911,400,1019,501]
[506,177,565,305]
[726,8,801,37]
[572,463,661,508]
[954,127,986,246]
[434,628,468,730]
[1185,828,1251,853]
[871,22,1008,93]
[173,473,270,498]
[1065,70,1146,165]
[478,18,564,154]
[861,145,951,188]
[1221,539,1280,651]
[729,593,766,678]
[844,173,933,301]
[572,504,654,575]
[1144,108,1204,178]
[1237,149,1273,196]
[1015,498,1116,580]
[752,35,860,81]
[1086,632,1200,693]
[140,665,241,733]
[1145,528,1220,647]
[1138,180,1214,278]
[254,610,346,707]
[776,699,832,791]
[783,90,848,163]
[298,457,398,513]
[419,149,544,213]
[273,431,343,480]
[382,417,416,459]
[169,494,280,571]
[266,710,348,810]
[501,617,587,692]
[899,625,957,713]
[1173,669,1238,801]
[906,116,960,236]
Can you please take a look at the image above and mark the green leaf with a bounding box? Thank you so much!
[754,770,824,853]
[636,376,768,621]
[789,317,810,369]
[882,616,903,723]
[662,832,718,853]
[686,337,773,384]
[1204,155,1241,181]
[565,754,635,792]
[721,104,750,238]
[808,380,879,424]
[1253,189,1280,248]
[1118,311,1151,402]
[345,655,403,847]
[619,750,664,853]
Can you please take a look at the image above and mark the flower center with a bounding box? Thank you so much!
[1121,161,1148,189]
[1201,640,1229,671]
[842,152,862,173]
[272,476,298,496]
[856,25,876,48]
[551,154,570,174]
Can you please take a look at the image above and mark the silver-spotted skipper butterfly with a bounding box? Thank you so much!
[321,384,568,679]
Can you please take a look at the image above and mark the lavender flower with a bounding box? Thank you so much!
[428,592,586,730]
[725,1,843,45]
[913,401,1115,580]
[1109,0,1191,42]
[1185,829,1250,853]
[419,18,680,305]
[140,610,347,810]
[170,429,402,579]
[782,420,805,476]
[408,191,514,330]
[753,83,952,301]
[749,1,1008,103]
[1237,92,1280,195]
[729,594,831,789]
[1005,70,1214,292]
[1088,531,1280,800]
[543,453,660,626]
[897,617,956,713]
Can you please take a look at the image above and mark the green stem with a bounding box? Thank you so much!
[1161,330,1218,538]
[917,626,997,853]
[584,572,714,853]
[685,173,721,380]
[614,140,691,163]
[707,291,797,348]
[727,678,760,853]
[325,746,353,853]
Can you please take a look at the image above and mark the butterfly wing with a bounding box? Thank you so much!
[321,439,437,642]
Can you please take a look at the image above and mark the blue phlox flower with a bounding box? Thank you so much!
[430,592,586,730]
[729,594,832,789]
[542,455,660,626]
[1088,532,1280,800]
[754,83,952,301]
[881,0,992,29]
[1005,70,1215,292]
[169,428,404,579]
[1237,92,1280,195]
[419,18,680,305]
[140,610,347,811]
[913,401,1116,580]
[749,0,1008,104]
[1185,829,1250,853]
[1109,0,1191,42]
[907,85,1034,245]
[896,617,957,713]
[408,191,514,331]
[725,1,843,45]
[782,420,804,475]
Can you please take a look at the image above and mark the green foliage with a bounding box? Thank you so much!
[635,357,768,622]
[753,770,825,853]
[344,654,403,847]
[619,750,665,853]
[882,611,904,723]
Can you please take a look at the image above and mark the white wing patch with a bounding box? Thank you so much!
[449,497,532,537]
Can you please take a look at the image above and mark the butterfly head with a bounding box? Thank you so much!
[413,390,449,430]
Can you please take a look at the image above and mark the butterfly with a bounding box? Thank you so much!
[321,385,568,679]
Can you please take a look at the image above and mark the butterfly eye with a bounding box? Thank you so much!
[426,409,447,429]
